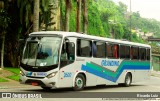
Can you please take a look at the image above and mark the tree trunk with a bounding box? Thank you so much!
[1,33,5,69]
[8,42,18,68]
[65,0,71,32]
[49,0,60,31]
[76,0,81,32]
[82,0,88,34]
[60,0,65,31]
[33,0,39,32]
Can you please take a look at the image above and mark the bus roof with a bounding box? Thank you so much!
[30,31,151,48]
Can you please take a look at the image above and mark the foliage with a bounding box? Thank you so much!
[0,10,10,32]
[0,1,11,68]
[17,0,33,28]
[129,11,160,38]
[1,0,160,68]
[87,3,106,36]
[0,78,8,82]
[4,67,20,81]
[4,67,20,75]
[40,0,53,30]
[7,75,19,81]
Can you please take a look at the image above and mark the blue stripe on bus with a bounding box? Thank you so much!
[82,65,115,82]
[81,62,150,82]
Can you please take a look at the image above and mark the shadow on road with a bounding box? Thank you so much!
[21,84,146,93]
[84,84,145,91]
[23,88,74,93]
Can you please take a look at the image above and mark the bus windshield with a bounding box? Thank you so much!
[22,36,62,67]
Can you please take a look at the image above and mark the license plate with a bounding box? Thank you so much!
[36,72,47,77]
[26,72,46,77]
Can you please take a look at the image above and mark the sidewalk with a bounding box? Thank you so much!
[151,70,160,78]
[0,77,33,89]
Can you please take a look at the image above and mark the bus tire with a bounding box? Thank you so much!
[73,74,85,91]
[124,73,132,87]
[41,86,51,90]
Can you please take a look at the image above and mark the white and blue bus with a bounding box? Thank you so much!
[19,31,151,90]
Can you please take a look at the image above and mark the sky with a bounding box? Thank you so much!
[112,0,160,21]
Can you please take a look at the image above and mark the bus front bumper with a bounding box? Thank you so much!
[19,75,57,88]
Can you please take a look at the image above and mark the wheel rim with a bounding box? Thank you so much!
[75,77,83,89]
[126,76,131,85]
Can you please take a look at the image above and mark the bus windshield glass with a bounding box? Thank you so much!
[22,36,62,67]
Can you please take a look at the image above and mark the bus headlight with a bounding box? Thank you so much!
[20,70,25,76]
[46,72,57,78]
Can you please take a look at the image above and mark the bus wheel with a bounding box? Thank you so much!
[124,73,132,87]
[41,86,51,90]
[73,74,85,91]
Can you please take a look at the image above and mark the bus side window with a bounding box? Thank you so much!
[120,45,125,58]
[77,39,92,57]
[131,46,139,60]
[125,46,130,59]
[92,42,97,57]
[93,41,105,58]
[130,47,133,59]
[120,45,130,59]
[60,42,75,68]
[113,44,119,59]
[67,43,75,61]
[141,48,146,60]
[146,49,150,60]
[107,43,119,59]
[106,44,113,58]
[106,44,110,57]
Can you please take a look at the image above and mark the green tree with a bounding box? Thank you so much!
[17,0,51,32]
[76,0,81,32]
[40,0,50,30]
[17,0,34,34]
[101,10,114,37]
[82,0,88,33]
[0,1,10,69]
[87,2,105,36]
[118,1,127,18]
[33,0,39,32]
[65,0,71,31]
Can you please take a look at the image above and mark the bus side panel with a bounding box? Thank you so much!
[57,63,77,88]
[57,58,98,88]
[131,70,150,83]
[77,57,98,87]
[116,70,150,84]
[81,58,121,86]
[116,71,127,83]
[85,72,99,86]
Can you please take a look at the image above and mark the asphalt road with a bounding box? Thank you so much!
[1,76,160,92]
[1,76,160,101]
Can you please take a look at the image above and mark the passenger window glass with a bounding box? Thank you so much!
[93,41,106,58]
[120,45,125,58]
[140,48,146,60]
[131,47,139,60]
[60,42,75,68]
[77,39,92,57]
[125,46,130,58]
[120,45,130,59]
[146,49,150,60]
[106,43,119,58]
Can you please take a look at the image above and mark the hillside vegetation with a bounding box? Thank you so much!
[0,0,160,67]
